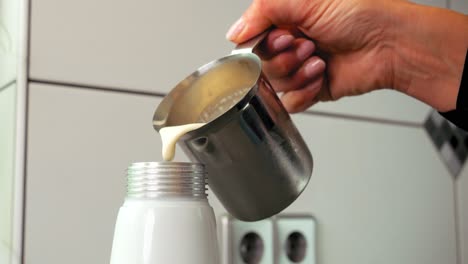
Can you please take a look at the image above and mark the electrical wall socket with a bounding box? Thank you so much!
[275,215,316,264]
[220,215,275,264]
[220,214,316,264]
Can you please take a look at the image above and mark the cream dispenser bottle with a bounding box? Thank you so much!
[110,162,219,264]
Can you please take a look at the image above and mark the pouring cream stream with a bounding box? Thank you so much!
[159,123,206,161]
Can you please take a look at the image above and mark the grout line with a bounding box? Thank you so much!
[19,0,33,262]
[29,78,167,98]
[303,109,423,128]
[20,84,29,264]
[0,80,16,92]
[30,78,425,128]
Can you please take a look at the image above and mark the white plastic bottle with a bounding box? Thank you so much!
[110,162,219,264]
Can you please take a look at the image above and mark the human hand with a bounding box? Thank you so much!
[227,0,396,113]
[227,0,468,112]
[253,28,326,113]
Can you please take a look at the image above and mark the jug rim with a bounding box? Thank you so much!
[153,52,262,132]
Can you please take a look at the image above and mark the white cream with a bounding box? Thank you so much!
[159,123,206,161]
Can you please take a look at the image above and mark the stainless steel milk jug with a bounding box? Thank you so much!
[153,31,313,221]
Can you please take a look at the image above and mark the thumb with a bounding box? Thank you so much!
[226,1,272,43]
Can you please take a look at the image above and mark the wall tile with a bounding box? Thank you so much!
[0,83,17,264]
[25,83,185,263]
[29,0,250,93]
[457,165,468,264]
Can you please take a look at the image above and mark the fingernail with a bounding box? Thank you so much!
[226,17,245,41]
[296,41,315,61]
[305,58,326,78]
[272,35,294,51]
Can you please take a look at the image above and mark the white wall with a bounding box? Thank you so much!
[0,0,20,261]
[0,0,19,86]
[2,0,466,263]
[458,165,468,264]
[0,83,17,264]
[24,81,461,264]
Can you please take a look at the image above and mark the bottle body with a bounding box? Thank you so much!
[110,198,219,264]
[110,162,219,264]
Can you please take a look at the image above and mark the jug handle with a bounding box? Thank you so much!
[231,28,271,55]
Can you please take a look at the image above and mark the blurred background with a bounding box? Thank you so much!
[1,0,467,263]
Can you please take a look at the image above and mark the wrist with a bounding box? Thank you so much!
[387,2,468,111]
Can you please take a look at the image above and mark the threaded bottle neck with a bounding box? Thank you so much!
[127,162,207,199]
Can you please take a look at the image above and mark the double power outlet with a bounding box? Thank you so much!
[220,214,316,264]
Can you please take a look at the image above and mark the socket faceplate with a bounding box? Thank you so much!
[220,215,316,264]
[275,215,316,264]
[221,215,274,264]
